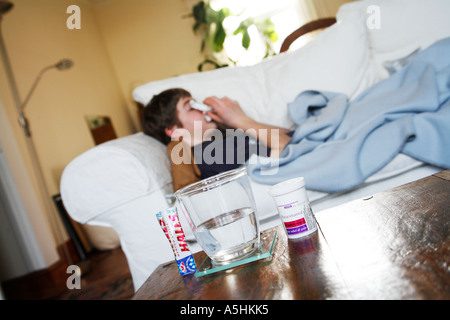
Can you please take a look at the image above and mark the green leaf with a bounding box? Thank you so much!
[192,1,206,23]
[193,21,202,32]
[269,32,278,42]
[212,22,226,52]
[242,30,250,49]
[201,37,206,52]
[218,7,232,20]
[197,57,229,72]
[233,17,255,49]
[205,5,220,23]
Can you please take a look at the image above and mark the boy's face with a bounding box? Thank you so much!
[165,95,217,145]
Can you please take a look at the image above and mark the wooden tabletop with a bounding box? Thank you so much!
[133,170,450,300]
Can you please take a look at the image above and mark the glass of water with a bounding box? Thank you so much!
[175,167,260,265]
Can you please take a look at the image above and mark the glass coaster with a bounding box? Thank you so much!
[194,230,277,278]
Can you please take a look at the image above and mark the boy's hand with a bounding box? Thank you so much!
[203,96,291,158]
[203,96,251,129]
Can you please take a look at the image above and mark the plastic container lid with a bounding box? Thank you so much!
[268,177,306,197]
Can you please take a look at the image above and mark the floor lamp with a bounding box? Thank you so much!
[0,1,89,275]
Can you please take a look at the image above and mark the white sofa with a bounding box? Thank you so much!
[60,0,450,292]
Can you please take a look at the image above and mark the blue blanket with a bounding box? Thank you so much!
[247,37,450,192]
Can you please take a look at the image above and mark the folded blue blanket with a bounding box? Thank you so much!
[247,37,450,192]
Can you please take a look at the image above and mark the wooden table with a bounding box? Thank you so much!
[133,170,450,300]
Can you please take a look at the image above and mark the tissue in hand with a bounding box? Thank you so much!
[190,100,212,122]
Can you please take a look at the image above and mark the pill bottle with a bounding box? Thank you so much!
[268,177,317,239]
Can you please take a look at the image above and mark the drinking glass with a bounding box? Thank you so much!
[175,167,260,265]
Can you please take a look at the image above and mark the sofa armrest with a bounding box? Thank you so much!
[61,133,172,224]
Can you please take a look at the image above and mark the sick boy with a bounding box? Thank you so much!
[142,88,291,191]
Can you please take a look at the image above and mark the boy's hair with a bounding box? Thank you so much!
[142,88,191,145]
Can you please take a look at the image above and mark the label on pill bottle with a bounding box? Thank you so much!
[268,177,318,240]
[277,200,317,239]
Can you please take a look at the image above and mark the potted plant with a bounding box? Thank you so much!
[186,1,278,71]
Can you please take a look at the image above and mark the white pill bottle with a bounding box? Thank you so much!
[268,177,317,239]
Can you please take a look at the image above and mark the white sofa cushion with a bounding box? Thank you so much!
[362,0,450,79]
[262,3,379,121]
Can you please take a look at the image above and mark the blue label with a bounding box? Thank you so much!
[177,255,197,276]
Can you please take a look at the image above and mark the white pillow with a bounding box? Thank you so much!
[363,0,450,79]
[132,64,267,126]
[261,1,379,126]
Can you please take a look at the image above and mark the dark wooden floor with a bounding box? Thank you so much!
[52,246,134,300]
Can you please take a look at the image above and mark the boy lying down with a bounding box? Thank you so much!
[141,88,292,191]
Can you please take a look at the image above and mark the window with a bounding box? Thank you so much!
[210,0,309,66]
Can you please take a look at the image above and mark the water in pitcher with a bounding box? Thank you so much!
[194,207,259,264]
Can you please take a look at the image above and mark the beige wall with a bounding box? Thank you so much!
[0,0,138,269]
[92,0,203,129]
[317,0,356,17]
[301,0,355,20]
[0,0,135,196]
